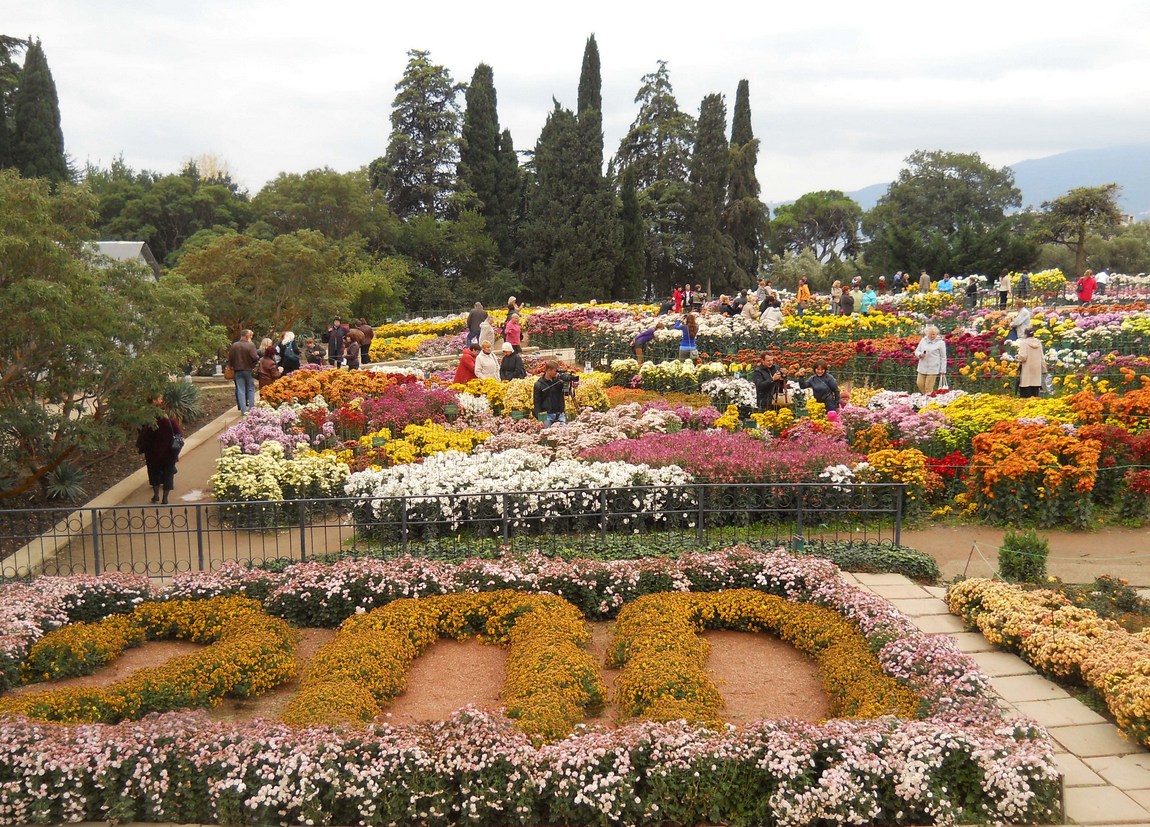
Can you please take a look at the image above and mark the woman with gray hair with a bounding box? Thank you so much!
[913,324,948,394]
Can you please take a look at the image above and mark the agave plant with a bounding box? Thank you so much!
[162,381,204,424]
[44,462,89,502]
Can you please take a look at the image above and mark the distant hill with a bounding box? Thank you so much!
[838,144,1150,219]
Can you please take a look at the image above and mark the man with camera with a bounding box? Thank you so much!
[751,352,787,410]
[534,360,577,426]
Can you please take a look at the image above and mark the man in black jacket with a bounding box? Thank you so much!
[533,361,574,426]
[466,302,487,347]
[750,353,786,410]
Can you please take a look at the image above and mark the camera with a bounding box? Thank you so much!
[559,372,579,395]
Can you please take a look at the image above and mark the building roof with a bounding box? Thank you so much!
[89,241,162,279]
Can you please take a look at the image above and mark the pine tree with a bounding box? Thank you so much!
[378,50,464,219]
[688,93,735,296]
[616,166,645,300]
[615,61,695,296]
[724,79,768,283]
[11,39,68,184]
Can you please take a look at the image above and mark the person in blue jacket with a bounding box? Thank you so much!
[673,312,699,362]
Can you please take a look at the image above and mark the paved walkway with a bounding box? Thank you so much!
[849,571,1150,826]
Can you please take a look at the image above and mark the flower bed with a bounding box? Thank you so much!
[609,590,920,725]
[0,548,1060,825]
[285,590,603,741]
[0,596,297,724]
[343,448,694,541]
[948,578,1150,746]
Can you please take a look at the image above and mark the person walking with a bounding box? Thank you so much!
[799,359,841,412]
[751,353,787,410]
[964,276,980,310]
[1016,269,1031,300]
[256,346,283,390]
[996,269,1011,310]
[344,330,363,370]
[278,331,301,374]
[503,312,523,354]
[830,280,843,314]
[1076,270,1097,305]
[919,270,931,292]
[499,342,526,380]
[466,302,488,346]
[914,325,948,394]
[795,277,811,316]
[136,398,183,505]
[1016,327,1046,398]
[454,342,480,384]
[323,317,348,366]
[474,340,500,380]
[227,329,259,416]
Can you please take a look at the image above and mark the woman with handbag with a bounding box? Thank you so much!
[914,325,948,394]
[136,397,183,505]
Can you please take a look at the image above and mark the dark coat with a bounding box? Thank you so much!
[800,371,841,411]
[534,374,567,415]
[751,363,785,410]
[137,416,182,466]
[499,352,527,381]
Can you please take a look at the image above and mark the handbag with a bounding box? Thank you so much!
[938,374,949,391]
[171,433,185,456]
[224,364,235,380]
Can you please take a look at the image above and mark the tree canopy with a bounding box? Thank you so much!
[864,150,1025,275]
[771,190,863,264]
[0,170,222,498]
[10,39,68,184]
[1036,183,1124,277]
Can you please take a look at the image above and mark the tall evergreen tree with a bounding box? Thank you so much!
[723,79,767,282]
[11,39,68,184]
[616,166,645,300]
[493,128,521,264]
[615,61,695,296]
[577,34,602,121]
[459,64,519,266]
[375,50,464,220]
[0,36,26,169]
[688,93,735,295]
[458,64,499,215]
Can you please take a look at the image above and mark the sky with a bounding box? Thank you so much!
[7,0,1150,202]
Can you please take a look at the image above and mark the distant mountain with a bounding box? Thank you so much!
[840,144,1150,219]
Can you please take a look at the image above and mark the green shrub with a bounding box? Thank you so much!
[998,529,1049,583]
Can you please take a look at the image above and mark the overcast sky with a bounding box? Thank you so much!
[8,0,1150,202]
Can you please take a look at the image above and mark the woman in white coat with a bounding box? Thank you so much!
[914,324,948,394]
[474,340,500,381]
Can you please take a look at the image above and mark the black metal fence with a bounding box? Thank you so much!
[0,482,905,580]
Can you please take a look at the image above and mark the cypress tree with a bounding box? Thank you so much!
[11,39,68,184]
[493,128,521,264]
[459,64,499,216]
[0,36,27,170]
[577,34,602,120]
[616,166,645,301]
[688,93,735,296]
[724,79,768,282]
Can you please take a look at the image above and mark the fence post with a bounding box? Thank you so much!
[794,487,804,549]
[502,493,510,544]
[298,501,308,562]
[894,485,904,546]
[90,508,101,575]
[600,488,608,541]
[696,483,705,544]
[400,496,409,556]
[196,506,205,572]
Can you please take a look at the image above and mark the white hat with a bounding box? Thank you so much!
[501,342,514,352]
